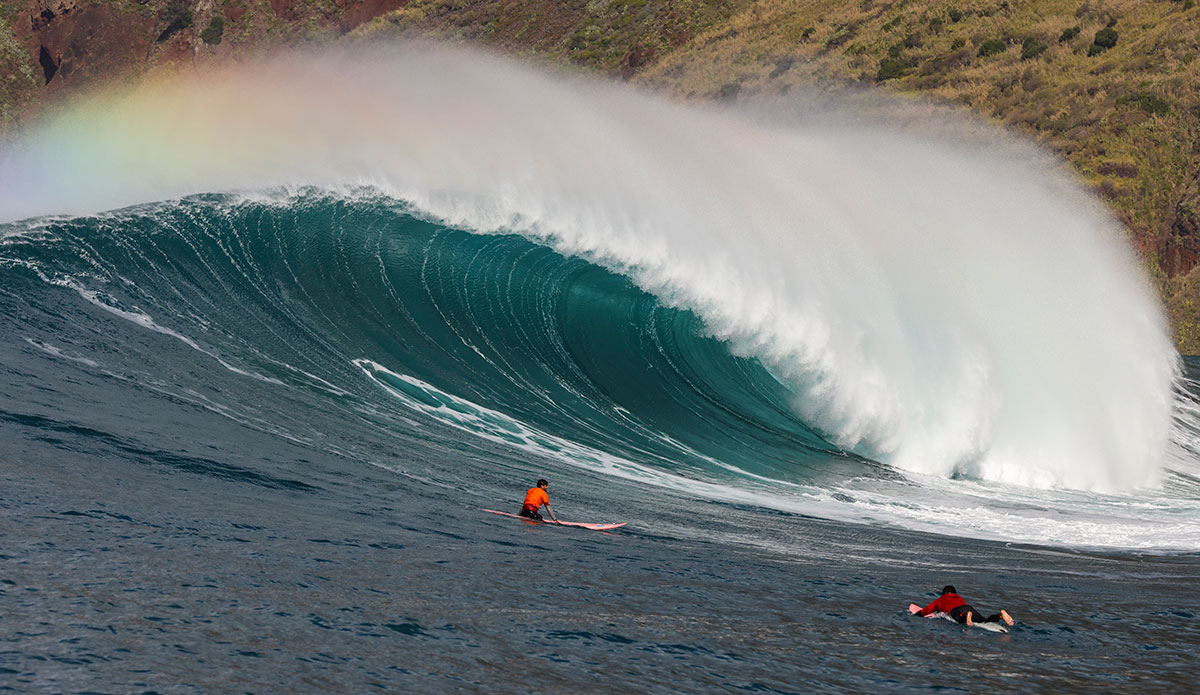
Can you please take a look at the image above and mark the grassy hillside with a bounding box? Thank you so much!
[0,15,38,129]
[352,0,749,77]
[2,0,1199,349]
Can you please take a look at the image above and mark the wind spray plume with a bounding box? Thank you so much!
[0,42,1179,491]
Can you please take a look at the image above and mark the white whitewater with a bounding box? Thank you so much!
[0,43,1181,493]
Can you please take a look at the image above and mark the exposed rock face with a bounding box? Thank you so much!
[621,45,655,80]
[340,0,407,32]
[32,7,59,32]
[267,0,297,21]
[1165,193,1200,278]
[8,0,408,97]
[17,1,155,91]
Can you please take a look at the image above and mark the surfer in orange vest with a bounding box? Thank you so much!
[519,479,558,522]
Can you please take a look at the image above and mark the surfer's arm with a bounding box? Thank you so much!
[544,503,558,522]
[917,599,938,616]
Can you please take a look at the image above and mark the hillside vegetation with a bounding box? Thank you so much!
[2,0,1199,349]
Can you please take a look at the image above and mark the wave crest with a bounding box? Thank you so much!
[0,43,1178,491]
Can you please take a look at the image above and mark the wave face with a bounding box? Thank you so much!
[0,44,1194,549]
[2,191,862,480]
[4,190,1198,550]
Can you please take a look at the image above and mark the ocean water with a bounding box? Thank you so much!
[1,46,1198,693]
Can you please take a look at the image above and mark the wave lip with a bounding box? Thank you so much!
[0,43,1181,492]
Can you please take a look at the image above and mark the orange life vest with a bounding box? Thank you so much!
[522,486,548,512]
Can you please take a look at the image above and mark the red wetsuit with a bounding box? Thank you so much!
[919,592,966,616]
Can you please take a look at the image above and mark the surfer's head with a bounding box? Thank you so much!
[941,585,957,595]
[537,479,548,489]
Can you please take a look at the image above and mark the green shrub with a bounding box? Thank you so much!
[1059,26,1080,43]
[1088,26,1118,55]
[1116,92,1171,115]
[156,3,193,42]
[978,38,1006,57]
[877,57,910,80]
[948,7,963,22]
[769,56,795,78]
[950,37,965,50]
[1021,36,1048,60]
[200,16,224,45]
[824,25,856,50]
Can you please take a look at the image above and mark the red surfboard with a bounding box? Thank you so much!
[482,508,626,531]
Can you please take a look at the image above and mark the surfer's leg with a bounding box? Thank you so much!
[960,612,1008,628]
[949,605,974,625]
[973,610,1013,625]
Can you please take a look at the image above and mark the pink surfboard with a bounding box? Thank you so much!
[482,508,626,531]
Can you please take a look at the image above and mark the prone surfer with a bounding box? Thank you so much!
[518,479,558,523]
[915,585,1014,627]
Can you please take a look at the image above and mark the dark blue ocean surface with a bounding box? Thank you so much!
[1,194,1197,693]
